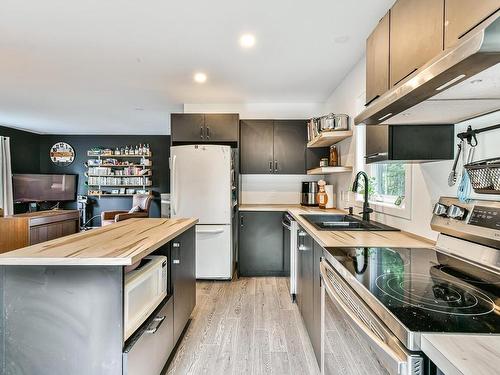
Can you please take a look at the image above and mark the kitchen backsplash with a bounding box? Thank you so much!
[240,175,320,204]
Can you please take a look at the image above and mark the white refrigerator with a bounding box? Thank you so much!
[170,145,234,279]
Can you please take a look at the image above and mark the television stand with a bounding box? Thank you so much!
[0,210,80,254]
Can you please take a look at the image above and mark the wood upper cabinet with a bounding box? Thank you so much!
[444,0,500,48]
[171,113,239,142]
[273,120,307,174]
[240,119,307,174]
[365,11,390,106]
[390,0,444,87]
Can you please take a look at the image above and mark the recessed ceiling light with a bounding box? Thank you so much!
[239,34,256,48]
[194,72,207,83]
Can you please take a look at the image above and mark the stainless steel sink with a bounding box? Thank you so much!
[300,214,400,231]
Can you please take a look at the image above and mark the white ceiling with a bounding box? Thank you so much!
[0,0,394,134]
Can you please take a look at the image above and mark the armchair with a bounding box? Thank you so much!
[101,194,153,226]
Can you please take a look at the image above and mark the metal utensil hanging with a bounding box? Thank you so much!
[448,142,462,187]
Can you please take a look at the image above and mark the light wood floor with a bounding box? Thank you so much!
[167,277,320,375]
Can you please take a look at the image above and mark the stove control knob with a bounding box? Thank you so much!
[447,204,467,220]
[433,203,448,217]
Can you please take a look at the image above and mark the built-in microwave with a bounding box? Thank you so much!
[124,256,168,340]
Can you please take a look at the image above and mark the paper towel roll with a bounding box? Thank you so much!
[325,185,336,208]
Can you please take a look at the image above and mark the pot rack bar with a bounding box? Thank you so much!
[457,123,500,146]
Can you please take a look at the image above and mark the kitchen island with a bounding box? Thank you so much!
[0,217,197,375]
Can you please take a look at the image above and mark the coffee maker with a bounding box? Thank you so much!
[301,182,318,206]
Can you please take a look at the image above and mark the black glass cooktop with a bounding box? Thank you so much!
[325,247,500,334]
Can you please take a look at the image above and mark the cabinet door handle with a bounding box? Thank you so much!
[172,242,180,248]
[269,161,273,173]
[200,126,204,139]
[240,215,244,227]
[173,259,180,264]
[206,126,210,139]
[274,161,278,173]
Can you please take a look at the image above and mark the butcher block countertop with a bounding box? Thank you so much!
[239,204,434,248]
[0,218,198,266]
[421,334,500,375]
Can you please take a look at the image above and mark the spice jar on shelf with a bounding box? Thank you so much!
[329,145,340,167]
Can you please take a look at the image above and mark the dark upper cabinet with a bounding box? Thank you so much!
[171,113,239,143]
[240,120,274,174]
[365,124,454,164]
[171,114,205,142]
[366,11,390,106]
[240,119,307,174]
[273,120,307,174]
[444,0,500,49]
[390,0,444,87]
[204,114,239,142]
[238,211,285,277]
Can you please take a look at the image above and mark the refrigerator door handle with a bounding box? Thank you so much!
[171,155,177,216]
[196,228,225,234]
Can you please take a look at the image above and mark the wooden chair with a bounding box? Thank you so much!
[101,194,153,226]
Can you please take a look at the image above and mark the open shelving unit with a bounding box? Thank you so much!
[307,166,353,175]
[307,130,353,148]
[85,149,153,198]
[306,129,354,175]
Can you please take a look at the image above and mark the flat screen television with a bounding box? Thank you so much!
[13,174,77,203]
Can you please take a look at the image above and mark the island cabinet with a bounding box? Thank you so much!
[171,226,196,342]
[238,211,286,276]
[0,218,197,375]
[444,0,500,48]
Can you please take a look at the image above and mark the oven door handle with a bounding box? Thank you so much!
[282,220,292,231]
[320,262,411,375]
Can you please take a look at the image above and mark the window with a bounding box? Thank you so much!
[355,162,412,220]
[368,163,406,205]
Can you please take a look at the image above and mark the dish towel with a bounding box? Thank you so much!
[0,136,14,216]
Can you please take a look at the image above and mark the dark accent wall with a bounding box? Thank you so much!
[39,135,171,225]
[0,126,41,174]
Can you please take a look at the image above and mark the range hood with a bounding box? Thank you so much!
[355,11,500,126]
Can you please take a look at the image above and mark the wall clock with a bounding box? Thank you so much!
[50,142,75,166]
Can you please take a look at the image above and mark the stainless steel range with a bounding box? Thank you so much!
[320,197,500,375]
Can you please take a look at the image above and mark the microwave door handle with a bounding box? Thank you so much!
[145,315,166,334]
[320,262,408,374]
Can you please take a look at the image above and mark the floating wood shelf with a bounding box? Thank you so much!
[307,166,353,175]
[86,173,151,177]
[307,130,353,148]
[88,194,145,197]
[87,184,152,187]
[88,153,152,158]
[86,163,152,168]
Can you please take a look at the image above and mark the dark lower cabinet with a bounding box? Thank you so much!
[296,226,314,344]
[296,225,323,367]
[311,241,323,364]
[171,226,196,342]
[238,211,286,276]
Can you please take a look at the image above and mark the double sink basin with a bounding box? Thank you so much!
[300,214,399,231]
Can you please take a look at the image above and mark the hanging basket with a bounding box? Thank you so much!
[464,158,500,194]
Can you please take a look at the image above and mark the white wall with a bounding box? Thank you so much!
[183,103,324,120]
[323,56,500,240]
[184,102,326,205]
